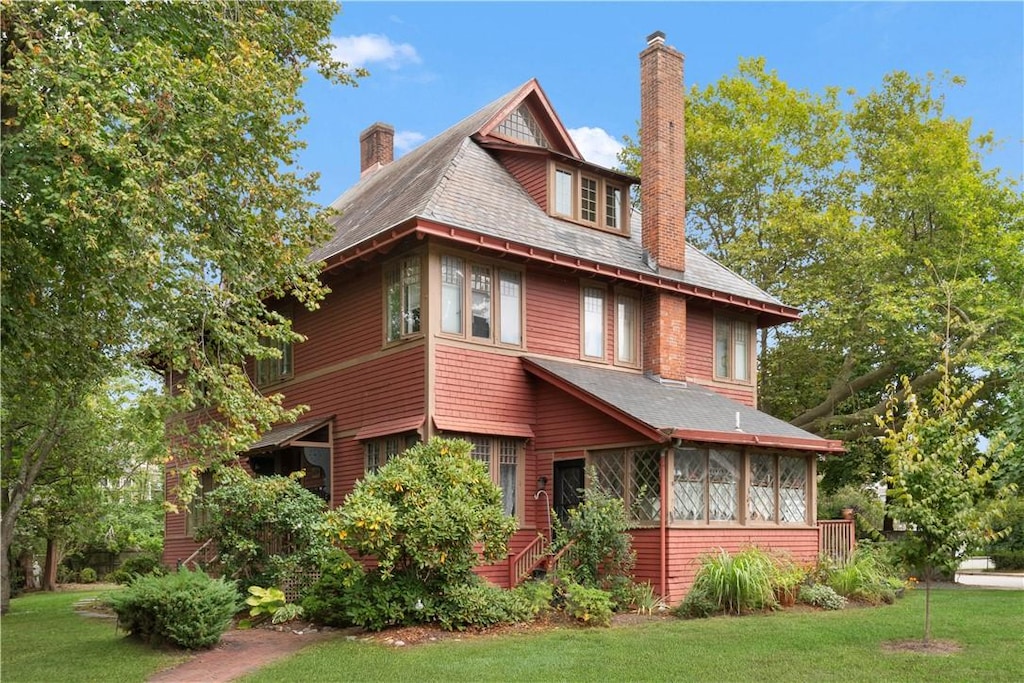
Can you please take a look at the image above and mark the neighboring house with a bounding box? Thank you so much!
[164,32,843,602]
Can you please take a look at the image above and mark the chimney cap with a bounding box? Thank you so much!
[646,31,666,46]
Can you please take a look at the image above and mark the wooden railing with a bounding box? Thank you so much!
[818,519,856,564]
[509,534,548,586]
[179,538,217,571]
[546,540,577,577]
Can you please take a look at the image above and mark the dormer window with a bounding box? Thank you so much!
[549,164,628,234]
[494,103,549,148]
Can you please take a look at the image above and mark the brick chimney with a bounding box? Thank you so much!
[640,31,688,383]
[359,122,394,177]
[639,31,686,273]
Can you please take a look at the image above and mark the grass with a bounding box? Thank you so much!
[243,588,1024,683]
[1,588,186,683]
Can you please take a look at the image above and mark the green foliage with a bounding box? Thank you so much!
[672,586,719,619]
[816,484,885,534]
[196,469,332,590]
[987,497,1024,570]
[690,547,778,615]
[821,547,900,604]
[299,550,366,627]
[561,581,614,627]
[550,474,635,589]
[106,568,240,649]
[880,366,1017,641]
[0,0,360,612]
[624,580,666,615]
[511,579,554,617]
[331,438,516,584]
[79,568,97,584]
[244,586,304,625]
[325,438,518,630]
[798,583,847,610]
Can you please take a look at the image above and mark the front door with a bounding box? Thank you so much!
[553,458,585,527]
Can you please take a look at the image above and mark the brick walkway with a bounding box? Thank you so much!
[148,626,350,683]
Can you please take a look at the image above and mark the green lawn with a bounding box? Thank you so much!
[244,588,1024,683]
[1,588,185,683]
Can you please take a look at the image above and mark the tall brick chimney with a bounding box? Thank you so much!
[359,122,394,177]
[639,31,686,273]
[640,31,688,383]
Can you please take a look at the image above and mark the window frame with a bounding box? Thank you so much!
[363,434,419,475]
[384,254,423,344]
[588,446,663,527]
[548,163,629,234]
[713,314,755,384]
[580,283,607,361]
[256,337,294,387]
[670,447,811,527]
[438,252,525,349]
[447,433,525,522]
[613,289,641,368]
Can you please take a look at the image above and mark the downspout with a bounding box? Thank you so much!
[660,445,669,600]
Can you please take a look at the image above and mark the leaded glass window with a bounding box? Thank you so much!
[495,103,549,148]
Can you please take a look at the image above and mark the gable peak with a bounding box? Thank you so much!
[477,79,581,158]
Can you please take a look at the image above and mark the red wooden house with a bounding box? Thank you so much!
[164,32,843,602]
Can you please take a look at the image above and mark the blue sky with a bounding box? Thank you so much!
[297,1,1023,207]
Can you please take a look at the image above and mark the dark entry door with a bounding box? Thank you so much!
[553,459,585,526]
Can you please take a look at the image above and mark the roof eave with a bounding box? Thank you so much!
[669,428,846,453]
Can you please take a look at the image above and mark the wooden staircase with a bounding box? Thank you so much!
[508,535,576,587]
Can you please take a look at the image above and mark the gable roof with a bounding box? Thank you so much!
[523,357,843,453]
[312,81,797,323]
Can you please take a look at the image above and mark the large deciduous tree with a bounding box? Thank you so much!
[1,0,362,613]
[621,59,1024,492]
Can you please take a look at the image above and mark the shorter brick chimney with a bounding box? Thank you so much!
[359,122,394,177]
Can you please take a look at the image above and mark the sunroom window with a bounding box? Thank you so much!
[589,447,662,524]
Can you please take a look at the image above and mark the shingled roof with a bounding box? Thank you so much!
[523,356,843,453]
[312,82,792,315]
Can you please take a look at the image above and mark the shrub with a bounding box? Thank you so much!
[436,579,533,631]
[196,468,333,590]
[79,567,98,584]
[550,474,635,590]
[822,545,900,604]
[326,438,518,630]
[988,497,1024,569]
[120,554,166,578]
[625,580,666,615]
[990,549,1024,570]
[106,568,241,649]
[511,579,554,617]
[690,547,777,615]
[817,484,885,532]
[672,586,718,619]
[799,583,847,610]
[561,581,613,627]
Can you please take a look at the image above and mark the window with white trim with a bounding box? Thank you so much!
[615,291,640,366]
[385,256,421,342]
[550,165,628,234]
[582,286,606,359]
[714,316,752,382]
[364,434,419,474]
[440,254,523,347]
[452,434,522,518]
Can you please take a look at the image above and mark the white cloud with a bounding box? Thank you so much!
[331,34,421,70]
[394,131,426,155]
[568,127,624,169]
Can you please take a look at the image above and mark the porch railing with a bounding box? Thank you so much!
[509,534,548,586]
[179,538,217,571]
[818,519,856,564]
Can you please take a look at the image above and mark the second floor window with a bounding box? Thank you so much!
[385,256,421,342]
[441,254,522,346]
[615,292,640,366]
[582,286,606,359]
[715,316,752,382]
[256,338,293,387]
[550,165,628,233]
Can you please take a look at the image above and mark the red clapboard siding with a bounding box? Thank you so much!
[498,153,548,209]
[663,527,819,602]
[435,346,534,425]
[524,269,581,357]
[533,381,643,450]
[294,265,382,369]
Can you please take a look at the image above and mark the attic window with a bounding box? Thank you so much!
[495,104,549,148]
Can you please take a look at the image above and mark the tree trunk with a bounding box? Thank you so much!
[924,568,932,645]
[43,539,60,591]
